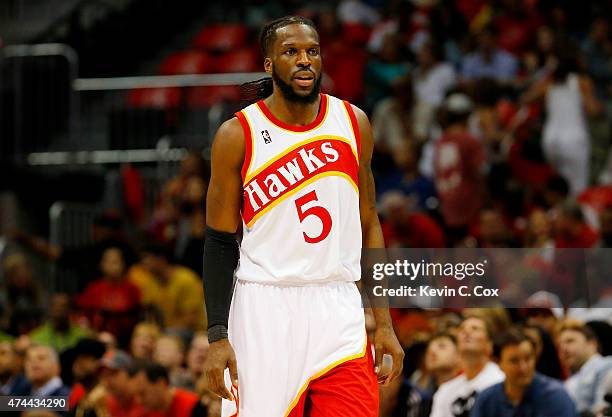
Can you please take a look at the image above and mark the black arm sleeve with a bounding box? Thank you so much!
[203,226,239,333]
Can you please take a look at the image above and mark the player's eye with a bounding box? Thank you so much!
[285,48,296,55]
[308,48,320,56]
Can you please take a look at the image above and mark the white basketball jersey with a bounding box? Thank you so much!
[234,93,362,284]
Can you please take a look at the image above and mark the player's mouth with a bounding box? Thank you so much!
[293,72,315,87]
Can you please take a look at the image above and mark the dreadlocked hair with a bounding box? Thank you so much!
[240,15,317,104]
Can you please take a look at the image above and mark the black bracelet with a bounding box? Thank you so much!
[208,325,229,343]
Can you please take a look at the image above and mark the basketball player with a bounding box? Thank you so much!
[202,16,404,417]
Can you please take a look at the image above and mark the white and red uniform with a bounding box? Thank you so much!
[222,93,378,417]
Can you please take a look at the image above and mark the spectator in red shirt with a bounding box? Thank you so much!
[132,362,206,417]
[99,349,146,417]
[554,201,599,248]
[434,93,486,245]
[77,247,141,345]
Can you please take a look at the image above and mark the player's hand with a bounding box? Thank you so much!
[202,338,238,401]
[373,324,404,385]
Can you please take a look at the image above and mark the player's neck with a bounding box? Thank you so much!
[266,90,321,127]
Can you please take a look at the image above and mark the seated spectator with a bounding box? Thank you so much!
[554,200,599,248]
[426,332,462,389]
[433,94,486,245]
[1,253,45,335]
[413,40,457,141]
[175,331,209,392]
[524,208,555,249]
[77,247,141,344]
[364,33,411,110]
[377,140,437,212]
[461,26,518,85]
[151,151,208,245]
[132,362,206,417]
[389,332,461,417]
[476,207,519,247]
[379,192,445,248]
[472,328,576,417]
[371,75,416,155]
[99,349,145,417]
[30,293,92,354]
[153,334,190,388]
[20,345,71,397]
[64,338,106,410]
[430,316,505,417]
[522,324,565,380]
[130,322,161,361]
[129,244,205,332]
[557,319,612,414]
[0,340,29,395]
[174,176,207,277]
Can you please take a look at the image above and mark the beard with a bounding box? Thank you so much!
[272,67,321,104]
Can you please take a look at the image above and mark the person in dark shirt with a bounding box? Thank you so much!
[471,328,577,417]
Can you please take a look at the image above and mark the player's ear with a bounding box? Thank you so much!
[264,57,272,75]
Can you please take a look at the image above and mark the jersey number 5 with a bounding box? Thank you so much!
[294,190,332,243]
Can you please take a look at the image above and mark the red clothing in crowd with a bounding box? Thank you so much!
[77,278,141,337]
[107,395,146,417]
[381,213,446,248]
[434,131,485,228]
[145,388,202,417]
[555,224,599,248]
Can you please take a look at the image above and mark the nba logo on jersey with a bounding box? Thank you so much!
[261,129,272,144]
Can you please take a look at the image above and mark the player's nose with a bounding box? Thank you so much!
[296,50,311,67]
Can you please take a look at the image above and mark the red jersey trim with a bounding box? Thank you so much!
[342,100,361,160]
[256,93,328,132]
[236,110,254,182]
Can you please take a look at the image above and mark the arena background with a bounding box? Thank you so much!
[0,1,611,416]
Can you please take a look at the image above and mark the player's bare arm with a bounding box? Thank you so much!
[202,117,244,401]
[353,104,404,385]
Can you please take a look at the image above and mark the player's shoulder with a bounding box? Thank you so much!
[212,116,246,153]
[327,94,368,121]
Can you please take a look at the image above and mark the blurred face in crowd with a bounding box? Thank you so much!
[140,253,169,279]
[101,368,134,399]
[536,27,555,54]
[522,327,544,359]
[131,324,160,360]
[558,329,598,373]
[266,23,322,104]
[100,247,126,281]
[4,254,34,289]
[479,209,508,246]
[457,317,492,357]
[478,30,496,54]
[180,153,205,178]
[187,334,209,374]
[73,354,100,382]
[0,342,17,378]
[49,294,71,327]
[153,336,184,370]
[500,341,536,390]
[132,372,168,411]
[25,346,59,386]
[417,42,436,67]
[426,336,459,374]
[392,141,418,173]
[528,209,552,242]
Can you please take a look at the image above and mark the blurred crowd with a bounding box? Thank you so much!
[1,0,612,416]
